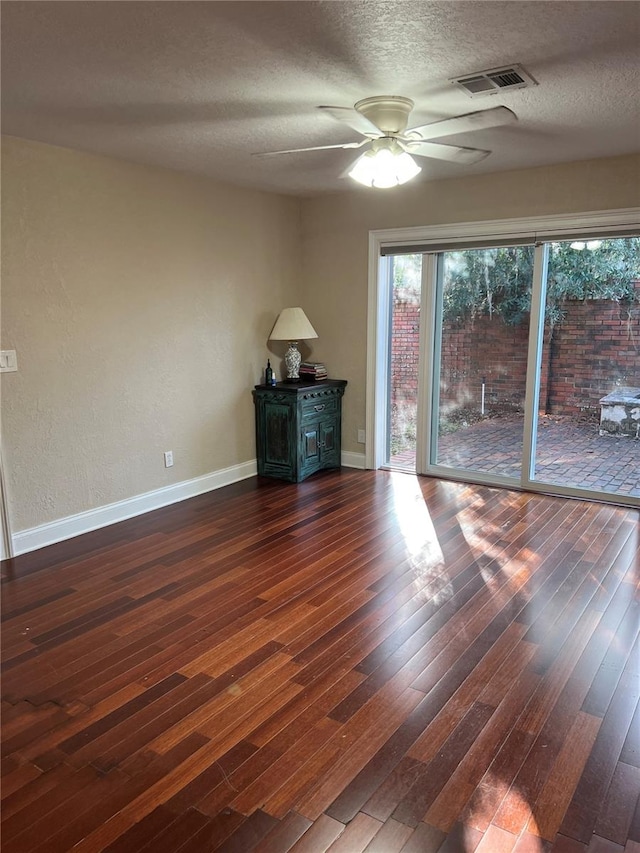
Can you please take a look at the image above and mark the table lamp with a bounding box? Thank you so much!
[269,307,318,381]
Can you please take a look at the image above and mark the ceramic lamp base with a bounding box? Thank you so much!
[284,342,301,380]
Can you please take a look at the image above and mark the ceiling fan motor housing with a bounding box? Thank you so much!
[354,96,414,134]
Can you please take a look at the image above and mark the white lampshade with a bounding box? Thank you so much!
[348,140,421,189]
[269,307,318,342]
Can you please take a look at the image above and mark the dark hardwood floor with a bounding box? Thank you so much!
[1,469,639,852]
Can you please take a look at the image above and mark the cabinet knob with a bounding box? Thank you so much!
[314,404,326,412]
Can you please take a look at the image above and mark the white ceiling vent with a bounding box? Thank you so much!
[451,65,537,98]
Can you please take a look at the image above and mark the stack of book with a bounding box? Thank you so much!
[299,362,328,381]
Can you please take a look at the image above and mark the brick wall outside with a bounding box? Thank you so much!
[391,298,420,408]
[438,314,532,412]
[391,288,640,419]
[543,296,640,415]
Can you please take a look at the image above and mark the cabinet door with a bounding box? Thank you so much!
[301,422,321,471]
[300,416,340,480]
[319,420,340,468]
[261,400,295,478]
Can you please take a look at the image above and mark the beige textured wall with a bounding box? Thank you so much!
[299,153,640,454]
[2,139,638,536]
[1,136,301,532]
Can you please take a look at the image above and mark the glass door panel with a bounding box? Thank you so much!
[386,253,422,471]
[432,245,534,479]
[533,237,640,498]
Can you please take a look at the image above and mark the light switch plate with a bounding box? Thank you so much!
[0,350,17,373]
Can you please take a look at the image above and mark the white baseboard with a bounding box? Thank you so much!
[10,454,366,557]
[341,450,366,469]
[11,460,257,557]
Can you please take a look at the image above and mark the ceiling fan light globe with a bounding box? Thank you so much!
[393,152,422,185]
[348,150,377,186]
[370,148,398,188]
[348,148,421,189]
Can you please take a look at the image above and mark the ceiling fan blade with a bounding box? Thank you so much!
[318,105,382,137]
[405,140,491,164]
[404,106,517,141]
[254,139,367,157]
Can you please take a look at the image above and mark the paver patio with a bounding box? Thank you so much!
[388,414,640,498]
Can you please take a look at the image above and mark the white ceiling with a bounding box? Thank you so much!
[2,1,639,196]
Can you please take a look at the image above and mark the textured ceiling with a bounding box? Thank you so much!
[2,1,639,196]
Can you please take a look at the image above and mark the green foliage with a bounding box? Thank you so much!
[389,401,417,455]
[545,238,640,325]
[392,253,422,298]
[442,246,534,326]
[435,238,640,327]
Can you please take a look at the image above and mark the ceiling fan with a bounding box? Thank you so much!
[256,96,517,187]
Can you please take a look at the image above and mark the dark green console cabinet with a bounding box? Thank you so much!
[253,380,347,482]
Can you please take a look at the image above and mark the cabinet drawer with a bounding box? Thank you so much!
[301,395,338,419]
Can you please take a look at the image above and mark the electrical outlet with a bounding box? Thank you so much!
[164,450,174,468]
[357,429,366,444]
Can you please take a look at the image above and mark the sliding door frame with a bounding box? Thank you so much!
[521,242,549,487]
[366,208,640,507]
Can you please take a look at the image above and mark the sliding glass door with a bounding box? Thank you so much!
[432,245,534,481]
[385,254,422,471]
[531,237,640,498]
[373,214,639,506]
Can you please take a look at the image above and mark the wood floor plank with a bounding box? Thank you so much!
[0,759,74,820]
[474,823,518,852]
[164,739,258,816]
[392,701,496,828]
[246,663,365,751]
[593,761,640,847]
[363,817,414,852]
[559,639,640,844]
[265,671,423,821]
[581,599,640,717]
[1,764,98,844]
[396,820,447,852]
[446,577,616,834]
[361,755,426,823]
[619,696,640,768]
[0,760,42,801]
[251,810,313,853]
[229,715,341,816]
[101,804,180,853]
[85,674,220,773]
[1,470,637,852]
[215,808,280,852]
[10,682,146,765]
[294,687,425,821]
[407,624,535,766]
[424,648,542,832]
[324,811,383,852]
[513,832,553,853]
[526,710,601,841]
[137,807,211,853]
[172,809,247,853]
[287,813,345,852]
[325,537,598,828]
[145,653,299,755]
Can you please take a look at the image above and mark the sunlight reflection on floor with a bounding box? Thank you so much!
[466,781,546,852]
[390,474,445,597]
